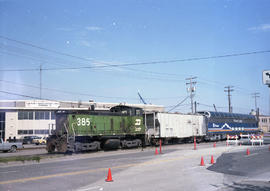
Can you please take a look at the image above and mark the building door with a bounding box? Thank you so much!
[0,112,5,141]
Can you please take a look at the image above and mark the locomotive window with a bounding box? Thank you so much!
[135,109,141,116]
[145,113,154,129]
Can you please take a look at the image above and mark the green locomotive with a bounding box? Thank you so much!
[46,105,145,153]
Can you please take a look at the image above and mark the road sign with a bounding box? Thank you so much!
[263,70,270,85]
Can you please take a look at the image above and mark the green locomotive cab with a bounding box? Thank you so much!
[46,105,145,153]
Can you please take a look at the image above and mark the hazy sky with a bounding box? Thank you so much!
[0,0,270,114]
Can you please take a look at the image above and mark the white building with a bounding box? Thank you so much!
[0,100,164,141]
[259,115,270,133]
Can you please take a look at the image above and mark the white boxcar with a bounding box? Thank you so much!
[156,113,206,138]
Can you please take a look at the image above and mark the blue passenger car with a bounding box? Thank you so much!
[198,111,259,141]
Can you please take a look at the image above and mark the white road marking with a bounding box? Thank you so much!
[75,185,103,191]
[0,170,17,174]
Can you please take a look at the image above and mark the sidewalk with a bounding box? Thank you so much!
[75,145,249,191]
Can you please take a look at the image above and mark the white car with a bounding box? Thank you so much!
[0,138,23,152]
[32,137,47,145]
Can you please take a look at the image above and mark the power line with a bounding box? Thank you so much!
[0,39,183,76]
[165,103,190,108]
[1,35,270,71]
[0,41,203,83]
[0,42,261,94]
[2,48,270,72]
[0,48,186,82]
[0,80,137,100]
[0,90,45,100]
[0,35,269,97]
[168,96,190,112]
[197,102,226,109]
[0,90,105,107]
[0,45,80,68]
[0,79,182,101]
[0,44,187,82]
[0,35,268,108]
[0,35,96,62]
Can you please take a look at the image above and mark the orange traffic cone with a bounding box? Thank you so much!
[246,148,250,155]
[105,168,113,182]
[155,148,159,155]
[210,155,214,164]
[213,142,216,148]
[200,156,205,166]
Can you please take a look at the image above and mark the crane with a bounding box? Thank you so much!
[137,91,147,104]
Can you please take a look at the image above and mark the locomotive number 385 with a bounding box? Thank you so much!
[77,118,91,126]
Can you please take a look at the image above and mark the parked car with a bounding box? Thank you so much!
[32,137,47,145]
[0,138,23,152]
[22,136,40,144]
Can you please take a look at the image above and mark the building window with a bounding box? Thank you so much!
[34,129,49,134]
[29,112,33,119]
[18,112,23,120]
[35,111,43,120]
[45,111,50,120]
[18,130,33,135]
[35,111,50,120]
[18,111,34,120]
[51,111,56,120]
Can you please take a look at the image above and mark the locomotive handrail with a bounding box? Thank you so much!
[71,123,76,137]
[63,123,68,134]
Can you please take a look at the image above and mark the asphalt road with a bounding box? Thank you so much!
[0,147,179,191]
[0,142,269,191]
[208,147,270,190]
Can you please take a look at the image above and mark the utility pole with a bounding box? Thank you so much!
[40,64,42,99]
[186,77,197,113]
[252,92,260,111]
[224,86,234,113]
[262,70,270,115]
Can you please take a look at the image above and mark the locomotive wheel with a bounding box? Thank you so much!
[46,138,56,153]
[135,139,142,147]
[56,142,67,153]
[56,137,68,153]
